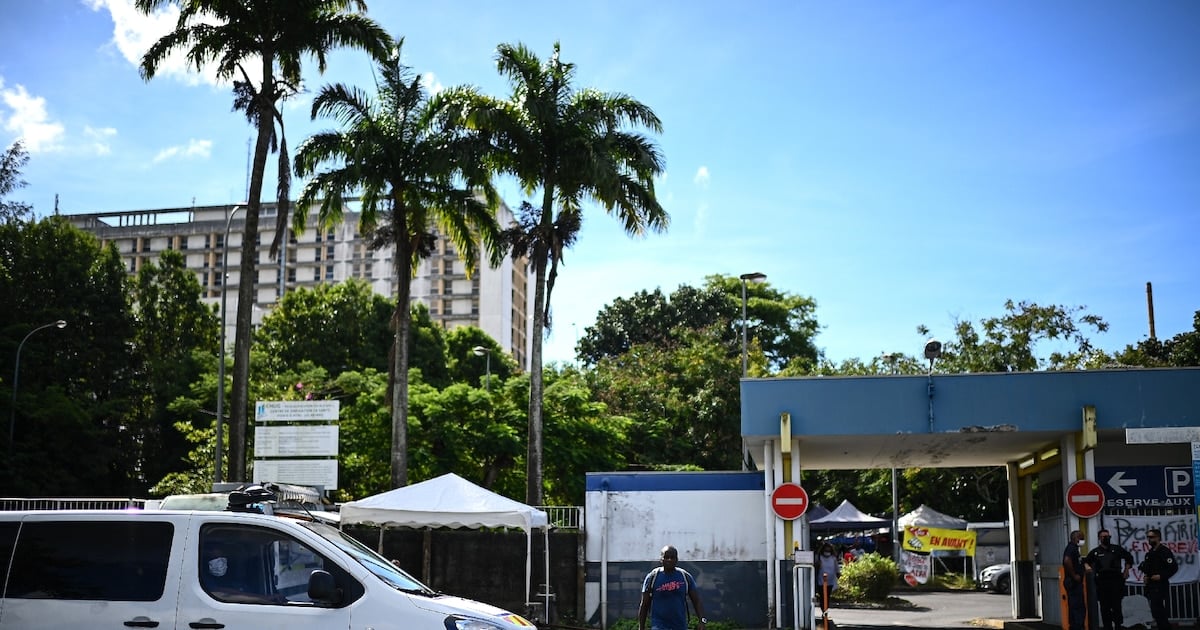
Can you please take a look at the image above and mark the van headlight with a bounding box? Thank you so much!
[444,612,535,629]
[443,616,505,630]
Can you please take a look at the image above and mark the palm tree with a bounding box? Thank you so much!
[136,0,390,481]
[293,40,503,488]
[466,42,668,505]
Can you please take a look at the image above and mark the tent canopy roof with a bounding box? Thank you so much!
[805,503,831,522]
[899,504,968,529]
[339,473,549,531]
[809,499,890,531]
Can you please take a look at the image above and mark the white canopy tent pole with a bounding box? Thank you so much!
[525,528,532,607]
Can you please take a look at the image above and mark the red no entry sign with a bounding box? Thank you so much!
[771,483,809,520]
[1066,479,1105,518]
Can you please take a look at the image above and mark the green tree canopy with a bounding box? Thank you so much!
[0,140,33,223]
[256,279,393,375]
[444,326,514,389]
[587,327,741,471]
[919,299,1108,373]
[1110,310,1200,368]
[132,249,219,489]
[578,274,820,373]
[1,217,139,494]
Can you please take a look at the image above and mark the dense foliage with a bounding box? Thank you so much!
[0,141,33,222]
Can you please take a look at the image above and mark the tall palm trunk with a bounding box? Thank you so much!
[526,185,555,506]
[230,61,276,482]
[526,258,547,506]
[390,214,414,488]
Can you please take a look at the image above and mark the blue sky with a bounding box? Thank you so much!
[2,1,1197,366]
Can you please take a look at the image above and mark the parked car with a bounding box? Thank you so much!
[977,562,1011,594]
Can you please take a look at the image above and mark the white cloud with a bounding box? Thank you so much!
[86,0,255,88]
[0,81,65,153]
[152,138,212,163]
[421,72,446,95]
[84,126,118,155]
[693,166,710,187]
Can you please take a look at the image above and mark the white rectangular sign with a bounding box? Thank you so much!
[255,400,340,422]
[252,459,338,489]
[1126,427,1200,444]
[254,425,338,457]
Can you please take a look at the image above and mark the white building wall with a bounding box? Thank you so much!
[68,201,531,369]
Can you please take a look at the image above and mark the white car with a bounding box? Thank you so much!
[977,563,1011,594]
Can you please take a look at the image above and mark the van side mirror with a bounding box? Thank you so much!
[308,570,339,605]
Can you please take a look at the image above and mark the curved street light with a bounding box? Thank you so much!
[216,205,243,484]
[472,346,492,392]
[9,319,67,453]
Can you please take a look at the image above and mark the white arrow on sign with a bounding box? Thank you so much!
[1107,471,1138,495]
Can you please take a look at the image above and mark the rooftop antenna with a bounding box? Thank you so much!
[1146,282,1157,341]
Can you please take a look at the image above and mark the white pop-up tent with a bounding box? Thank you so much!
[898,504,968,530]
[340,473,550,610]
[898,503,971,579]
[809,499,890,531]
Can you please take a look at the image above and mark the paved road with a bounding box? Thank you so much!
[827,590,1018,629]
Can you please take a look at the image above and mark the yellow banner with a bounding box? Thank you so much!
[902,525,977,554]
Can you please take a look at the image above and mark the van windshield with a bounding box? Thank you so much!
[299,521,434,595]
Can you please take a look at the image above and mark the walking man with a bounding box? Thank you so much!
[1063,530,1086,630]
[638,545,708,630]
[1086,528,1134,630]
[1140,528,1178,630]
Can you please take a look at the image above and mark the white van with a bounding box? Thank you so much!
[0,510,535,629]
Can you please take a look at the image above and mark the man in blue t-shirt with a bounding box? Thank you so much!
[638,545,708,630]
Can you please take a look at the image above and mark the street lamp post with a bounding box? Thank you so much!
[9,319,67,453]
[738,272,766,471]
[738,272,767,377]
[216,205,243,484]
[472,346,491,392]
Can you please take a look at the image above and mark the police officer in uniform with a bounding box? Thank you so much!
[1085,528,1134,630]
[1063,530,1086,630]
[1140,528,1178,630]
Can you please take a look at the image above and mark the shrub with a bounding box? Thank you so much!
[839,553,899,601]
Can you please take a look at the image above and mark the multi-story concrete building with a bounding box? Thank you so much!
[68,201,531,369]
